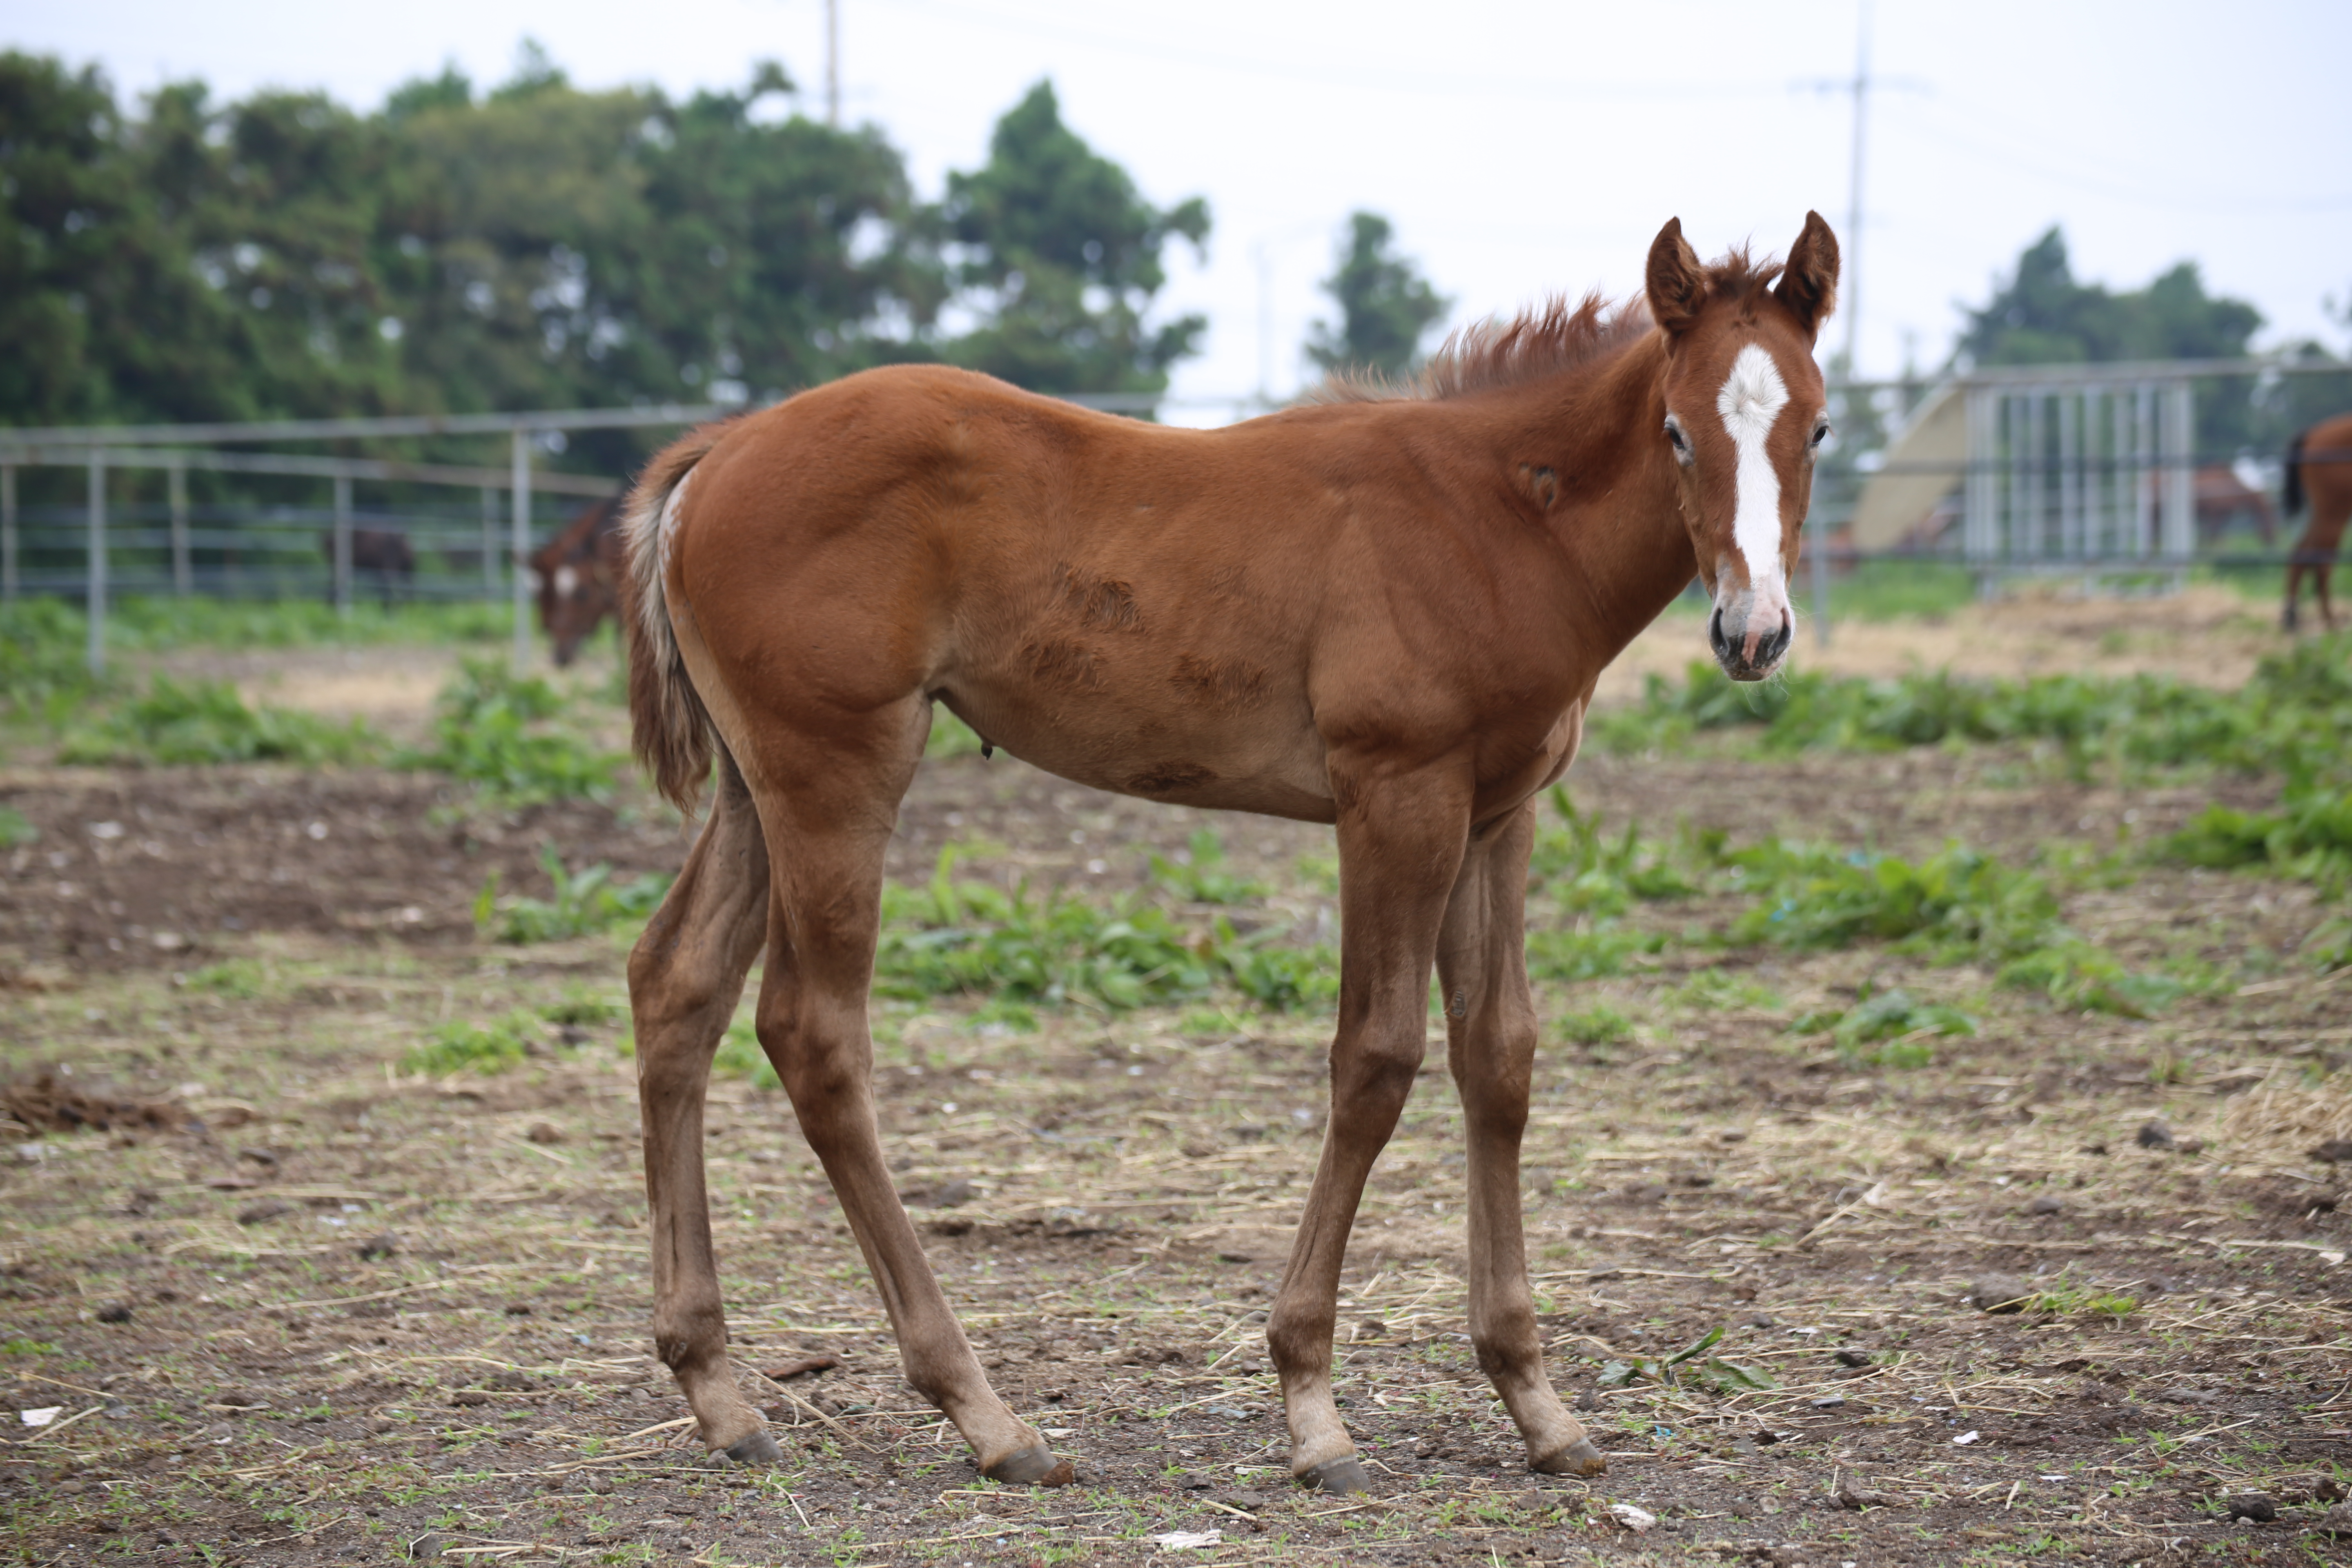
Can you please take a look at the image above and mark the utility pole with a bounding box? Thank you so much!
[1842,0,1870,374]
[825,0,840,128]
[1801,2,1921,376]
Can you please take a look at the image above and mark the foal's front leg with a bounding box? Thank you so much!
[1436,803,1606,1477]
[1267,762,1472,1492]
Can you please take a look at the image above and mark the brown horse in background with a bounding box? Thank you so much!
[618,214,1840,1493]
[531,496,626,664]
[2283,412,2352,631]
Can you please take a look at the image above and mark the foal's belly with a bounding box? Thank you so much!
[933,684,1341,824]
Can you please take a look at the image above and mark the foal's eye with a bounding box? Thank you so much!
[1663,417,1692,462]
[1811,421,1833,448]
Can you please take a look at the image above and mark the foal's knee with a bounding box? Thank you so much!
[1335,1027,1425,1113]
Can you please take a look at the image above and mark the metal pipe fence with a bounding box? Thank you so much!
[1,366,2345,671]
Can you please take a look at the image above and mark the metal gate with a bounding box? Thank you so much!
[1961,371,2196,581]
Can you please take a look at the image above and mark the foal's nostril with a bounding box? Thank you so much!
[1758,613,1793,666]
[1708,607,1731,659]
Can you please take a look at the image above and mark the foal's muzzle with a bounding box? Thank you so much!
[1709,601,1793,682]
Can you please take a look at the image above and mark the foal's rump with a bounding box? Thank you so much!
[629,365,1373,820]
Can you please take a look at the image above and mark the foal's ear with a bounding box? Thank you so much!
[1774,210,1840,342]
[1645,218,1706,339]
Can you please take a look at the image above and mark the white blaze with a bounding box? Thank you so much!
[1715,342,1791,595]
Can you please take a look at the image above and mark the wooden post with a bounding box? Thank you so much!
[510,428,533,674]
[332,471,354,614]
[2,463,16,605]
[87,452,107,675]
[169,459,192,596]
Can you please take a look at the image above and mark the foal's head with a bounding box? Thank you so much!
[1646,212,1840,682]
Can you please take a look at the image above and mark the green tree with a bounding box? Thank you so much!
[1956,227,2261,368]
[0,55,255,424]
[632,64,945,403]
[940,80,1209,396]
[0,53,1206,443]
[1304,210,1450,379]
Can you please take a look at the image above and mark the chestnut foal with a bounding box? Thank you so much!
[621,214,1840,1492]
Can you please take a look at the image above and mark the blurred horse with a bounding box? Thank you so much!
[2190,464,2275,548]
[2283,412,2352,631]
[318,527,415,608]
[531,497,626,665]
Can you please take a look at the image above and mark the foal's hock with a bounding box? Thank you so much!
[621,213,1840,1492]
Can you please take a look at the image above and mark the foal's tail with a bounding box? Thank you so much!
[622,428,727,810]
[2284,428,2309,519]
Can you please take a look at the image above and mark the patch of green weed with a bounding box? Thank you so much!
[2159,784,2352,896]
[1791,985,1975,1068]
[1557,1003,1635,1046]
[477,847,671,943]
[1528,788,1705,911]
[403,1011,545,1076]
[0,599,111,727]
[1602,633,2352,782]
[183,959,268,998]
[1731,838,2172,1016]
[1525,923,1664,983]
[1214,917,1336,1012]
[1150,830,1269,904]
[540,991,624,1028]
[877,847,1213,1012]
[59,677,378,766]
[1597,1325,1774,1394]
[401,657,619,803]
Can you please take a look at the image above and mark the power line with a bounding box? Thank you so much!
[874,0,1792,104]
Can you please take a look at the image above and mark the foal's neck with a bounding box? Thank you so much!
[1515,332,1699,671]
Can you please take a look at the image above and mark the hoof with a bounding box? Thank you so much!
[1532,1439,1608,1477]
[723,1430,783,1466]
[982,1444,1076,1487]
[1296,1457,1370,1494]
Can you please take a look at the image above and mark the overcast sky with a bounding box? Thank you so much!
[11,0,2350,417]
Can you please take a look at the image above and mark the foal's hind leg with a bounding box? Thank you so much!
[1436,802,1606,1478]
[629,756,777,1460]
[744,709,1069,1486]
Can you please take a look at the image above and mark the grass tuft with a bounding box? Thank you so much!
[477,848,671,944]
[401,657,619,804]
[58,677,378,766]
[403,1011,548,1076]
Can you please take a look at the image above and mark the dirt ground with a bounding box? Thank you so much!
[6,608,2352,1566]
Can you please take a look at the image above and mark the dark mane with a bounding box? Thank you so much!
[1309,247,1787,405]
